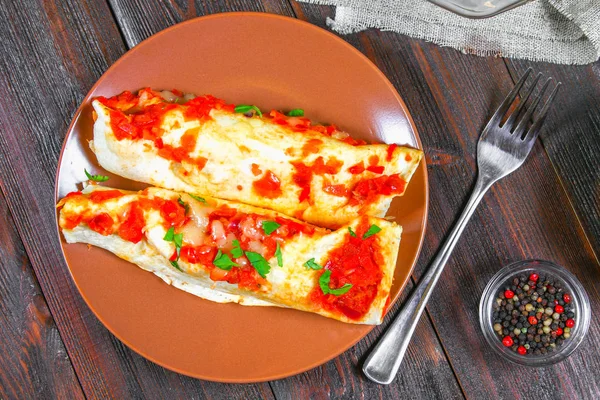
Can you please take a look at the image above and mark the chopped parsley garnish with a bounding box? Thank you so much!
[275,242,283,268]
[231,239,244,259]
[84,169,109,182]
[303,258,323,270]
[363,224,382,239]
[170,260,183,272]
[319,270,353,296]
[348,227,357,237]
[178,197,190,215]
[262,220,281,235]
[234,104,262,117]
[189,194,206,203]
[163,227,183,260]
[287,109,304,117]
[213,250,239,270]
[245,251,270,278]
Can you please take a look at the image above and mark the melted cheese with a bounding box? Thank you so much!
[59,186,402,325]
[90,100,422,229]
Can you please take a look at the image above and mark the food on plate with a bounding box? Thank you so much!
[90,88,423,229]
[57,185,402,325]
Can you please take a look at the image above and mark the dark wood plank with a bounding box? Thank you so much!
[347,19,600,400]
[0,188,84,399]
[270,280,463,399]
[108,0,464,397]
[504,59,600,255]
[108,0,297,48]
[0,0,274,398]
[292,2,600,398]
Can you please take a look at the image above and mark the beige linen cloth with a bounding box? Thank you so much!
[299,0,600,64]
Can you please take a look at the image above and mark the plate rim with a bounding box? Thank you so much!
[53,11,429,383]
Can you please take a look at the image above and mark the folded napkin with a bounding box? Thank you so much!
[300,0,600,65]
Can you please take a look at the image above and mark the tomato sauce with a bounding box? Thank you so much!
[349,174,406,206]
[323,180,349,197]
[159,199,187,228]
[251,163,262,176]
[366,166,385,174]
[117,202,145,243]
[309,217,383,320]
[386,144,397,161]
[176,205,316,291]
[267,110,365,145]
[252,170,282,199]
[291,161,313,203]
[348,162,365,174]
[88,213,114,236]
[301,138,323,156]
[291,156,343,202]
[88,189,124,203]
[98,90,235,168]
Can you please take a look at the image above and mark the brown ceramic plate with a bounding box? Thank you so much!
[54,12,428,382]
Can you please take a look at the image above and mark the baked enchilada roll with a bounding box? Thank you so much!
[58,185,401,325]
[90,89,423,229]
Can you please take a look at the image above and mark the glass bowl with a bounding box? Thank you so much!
[427,0,531,18]
[479,259,590,366]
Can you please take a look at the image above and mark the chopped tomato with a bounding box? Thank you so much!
[62,213,83,230]
[180,245,216,265]
[312,156,343,175]
[350,174,406,206]
[88,190,124,203]
[366,166,385,174]
[323,182,349,197]
[291,162,312,203]
[251,163,262,176]
[160,199,186,228]
[88,213,114,236]
[252,170,282,199]
[386,144,397,161]
[301,139,323,156]
[348,162,365,174]
[309,217,382,320]
[118,202,145,243]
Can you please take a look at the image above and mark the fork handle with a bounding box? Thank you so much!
[362,173,495,384]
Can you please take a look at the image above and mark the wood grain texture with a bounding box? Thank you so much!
[108,0,296,48]
[292,2,600,399]
[270,280,463,399]
[101,0,464,397]
[0,0,274,398]
[504,60,600,256]
[0,189,84,399]
[331,17,600,400]
[2,0,599,398]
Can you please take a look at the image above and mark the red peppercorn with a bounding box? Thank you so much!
[504,290,515,299]
[528,316,538,325]
[502,336,514,347]
[555,327,563,336]
[517,346,527,355]
[554,299,559,305]
[563,293,571,303]
[566,319,575,328]
[555,305,564,313]
[529,273,539,282]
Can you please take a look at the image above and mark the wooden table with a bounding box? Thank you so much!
[1,1,599,398]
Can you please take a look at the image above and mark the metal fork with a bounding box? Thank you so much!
[363,68,561,384]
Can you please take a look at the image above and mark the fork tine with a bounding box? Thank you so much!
[503,72,542,131]
[513,77,553,139]
[524,82,561,143]
[485,68,532,129]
